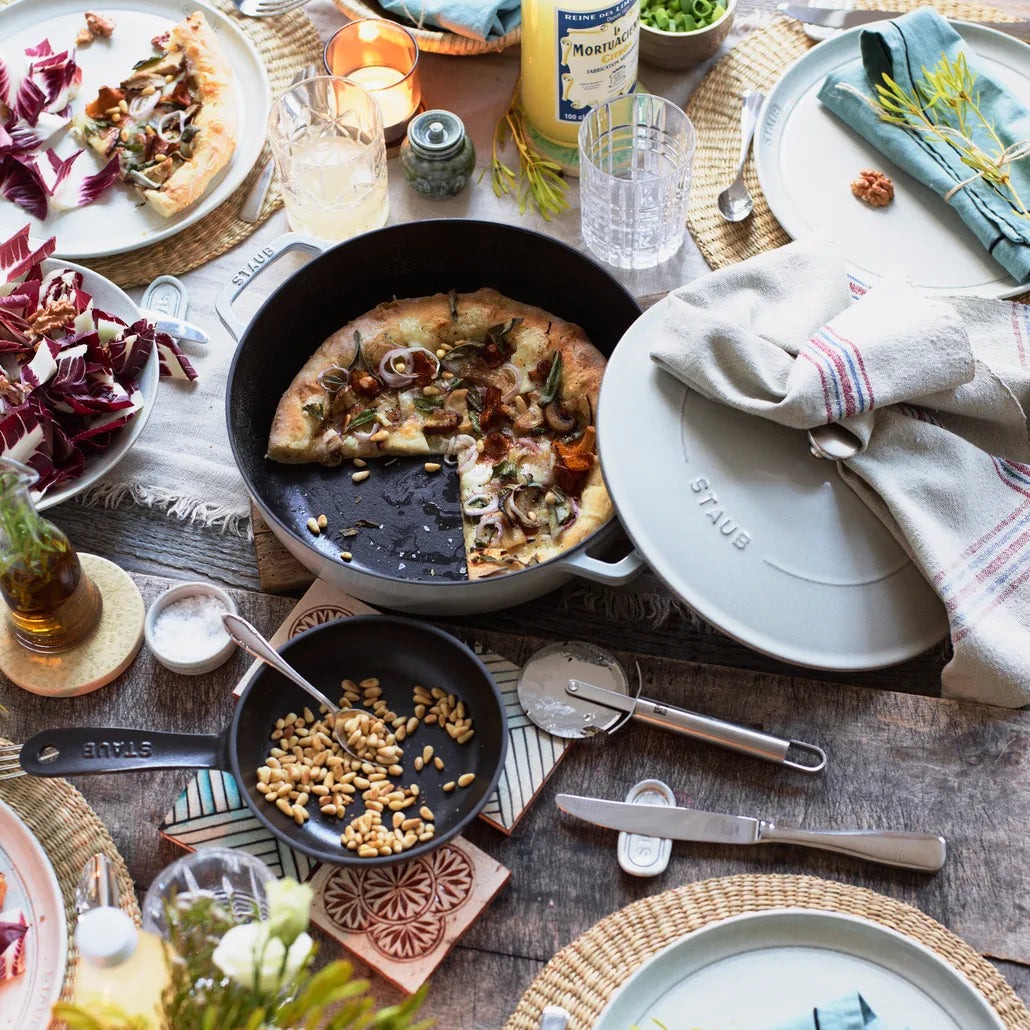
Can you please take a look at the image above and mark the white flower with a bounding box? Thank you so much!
[212,921,314,994]
[265,877,313,946]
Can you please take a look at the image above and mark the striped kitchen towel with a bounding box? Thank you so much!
[651,237,1030,707]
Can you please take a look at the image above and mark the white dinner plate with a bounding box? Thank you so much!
[594,910,1005,1030]
[597,299,947,671]
[34,259,159,510]
[755,21,1030,299]
[0,798,67,1030]
[0,0,270,259]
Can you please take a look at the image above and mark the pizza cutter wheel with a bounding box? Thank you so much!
[516,641,826,773]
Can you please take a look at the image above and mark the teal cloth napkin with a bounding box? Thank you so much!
[772,993,904,1030]
[817,8,1030,285]
[375,0,520,41]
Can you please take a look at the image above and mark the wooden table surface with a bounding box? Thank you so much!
[4,1,1030,1027]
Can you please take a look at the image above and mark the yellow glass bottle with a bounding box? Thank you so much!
[520,0,640,147]
[74,908,169,1027]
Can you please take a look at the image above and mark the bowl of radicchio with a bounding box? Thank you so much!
[0,225,195,508]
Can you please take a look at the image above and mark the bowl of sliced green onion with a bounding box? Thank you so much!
[639,0,735,69]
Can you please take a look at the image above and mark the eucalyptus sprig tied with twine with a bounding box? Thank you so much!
[481,80,570,222]
[837,50,1030,218]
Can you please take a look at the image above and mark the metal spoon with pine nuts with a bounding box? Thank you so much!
[222,613,401,765]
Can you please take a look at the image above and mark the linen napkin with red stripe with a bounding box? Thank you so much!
[650,238,1030,707]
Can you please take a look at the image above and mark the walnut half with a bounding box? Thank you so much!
[851,169,894,208]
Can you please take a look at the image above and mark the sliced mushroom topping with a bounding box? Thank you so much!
[544,401,576,433]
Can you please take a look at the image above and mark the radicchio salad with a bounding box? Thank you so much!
[0,39,120,219]
[0,224,196,498]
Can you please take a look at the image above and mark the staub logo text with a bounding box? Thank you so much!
[81,739,153,759]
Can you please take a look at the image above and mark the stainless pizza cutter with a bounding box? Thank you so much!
[517,641,826,773]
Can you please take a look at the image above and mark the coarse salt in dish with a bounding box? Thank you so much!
[144,582,238,675]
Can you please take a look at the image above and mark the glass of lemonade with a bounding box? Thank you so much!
[268,75,389,242]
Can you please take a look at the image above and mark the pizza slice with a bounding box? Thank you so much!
[76,11,237,217]
[267,288,611,577]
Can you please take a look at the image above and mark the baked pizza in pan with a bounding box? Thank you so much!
[76,11,236,217]
[268,288,612,578]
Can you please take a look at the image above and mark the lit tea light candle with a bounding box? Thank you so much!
[324,19,422,145]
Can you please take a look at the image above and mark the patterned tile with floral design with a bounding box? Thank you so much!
[309,838,510,993]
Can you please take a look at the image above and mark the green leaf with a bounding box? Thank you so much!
[347,408,377,430]
[302,401,324,420]
[539,352,563,405]
[414,396,443,412]
[492,459,517,480]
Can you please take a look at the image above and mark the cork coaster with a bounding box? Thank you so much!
[0,554,144,697]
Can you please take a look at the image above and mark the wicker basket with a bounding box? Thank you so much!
[331,0,521,55]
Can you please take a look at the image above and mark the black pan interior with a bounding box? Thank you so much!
[230,614,508,866]
[227,220,642,586]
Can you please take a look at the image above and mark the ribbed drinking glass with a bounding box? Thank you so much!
[578,93,696,269]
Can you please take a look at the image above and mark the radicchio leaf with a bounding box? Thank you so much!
[50,153,119,211]
[13,76,46,128]
[157,332,198,382]
[109,319,156,381]
[0,227,53,290]
[0,921,28,955]
[0,157,47,220]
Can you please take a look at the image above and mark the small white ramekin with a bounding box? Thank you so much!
[144,581,239,676]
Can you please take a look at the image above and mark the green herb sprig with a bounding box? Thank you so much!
[482,80,570,222]
[839,51,1029,219]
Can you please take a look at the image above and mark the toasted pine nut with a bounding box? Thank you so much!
[352,470,370,483]
[414,757,424,771]
[317,514,328,529]
[434,756,444,770]
[306,517,320,534]
[419,805,434,821]
[443,781,456,792]
[458,773,475,787]
[457,729,475,744]
[424,462,441,472]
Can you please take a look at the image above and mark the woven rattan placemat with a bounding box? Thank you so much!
[0,0,322,289]
[685,0,1028,302]
[0,739,140,1004]
[331,0,521,54]
[504,874,1030,1030]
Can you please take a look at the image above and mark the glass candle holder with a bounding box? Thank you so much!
[324,19,421,145]
[268,75,389,243]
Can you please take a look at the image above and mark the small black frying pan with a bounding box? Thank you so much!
[20,616,507,867]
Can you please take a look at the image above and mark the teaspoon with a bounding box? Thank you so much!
[717,91,765,222]
[222,613,370,761]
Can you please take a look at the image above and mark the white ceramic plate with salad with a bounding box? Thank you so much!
[594,910,1004,1030]
[0,235,160,509]
[754,21,1030,299]
[0,0,269,259]
[0,798,68,1030]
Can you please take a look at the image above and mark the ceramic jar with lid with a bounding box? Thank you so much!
[399,109,476,199]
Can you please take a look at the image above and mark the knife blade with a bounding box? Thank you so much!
[557,794,761,844]
[778,4,1030,39]
[556,794,947,871]
[139,309,209,345]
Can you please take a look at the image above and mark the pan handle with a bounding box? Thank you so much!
[215,233,327,342]
[553,546,646,586]
[19,728,229,777]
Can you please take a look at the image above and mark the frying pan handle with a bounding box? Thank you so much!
[631,698,827,774]
[554,546,646,586]
[216,233,327,342]
[19,728,229,777]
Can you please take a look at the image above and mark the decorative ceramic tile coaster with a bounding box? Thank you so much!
[308,838,510,995]
[232,578,571,834]
[159,769,315,882]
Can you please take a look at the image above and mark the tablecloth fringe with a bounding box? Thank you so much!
[77,483,252,538]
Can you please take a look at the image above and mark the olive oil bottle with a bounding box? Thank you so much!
[0,460,101,652]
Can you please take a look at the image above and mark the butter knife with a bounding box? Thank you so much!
[556,794,947,871]
[778,4,1030,39]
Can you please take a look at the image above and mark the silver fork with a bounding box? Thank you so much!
[235,0,313,17]
[0,743,24,781]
